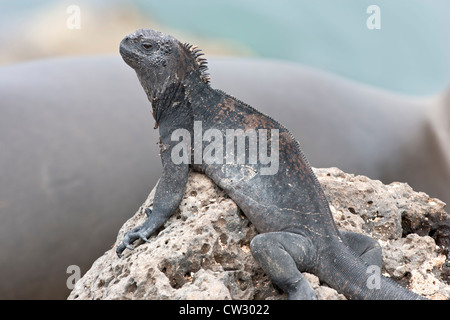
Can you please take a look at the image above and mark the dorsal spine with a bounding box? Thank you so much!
[183,42,210,84]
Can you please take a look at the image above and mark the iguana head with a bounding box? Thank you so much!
[120,29,210,101]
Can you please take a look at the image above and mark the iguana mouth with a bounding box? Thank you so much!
[119,38,139,67]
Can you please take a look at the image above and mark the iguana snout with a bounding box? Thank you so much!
[119,28,200,101]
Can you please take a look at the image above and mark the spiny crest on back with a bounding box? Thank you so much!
[183,42,210,84]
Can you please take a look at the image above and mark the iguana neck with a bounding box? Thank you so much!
[149,71,206,128]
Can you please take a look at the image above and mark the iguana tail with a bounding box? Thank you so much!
[318,241,425,300]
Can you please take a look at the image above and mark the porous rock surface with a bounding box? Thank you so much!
[68,168,449,300]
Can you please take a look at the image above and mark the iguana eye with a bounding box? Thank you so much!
[141,42,153,50]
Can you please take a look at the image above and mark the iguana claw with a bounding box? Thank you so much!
[116,225,152,257]
[139,234,150,243]
[116,243,126,258]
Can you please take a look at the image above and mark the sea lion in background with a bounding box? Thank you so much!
[0,56,448,299]
[0,56,158,299]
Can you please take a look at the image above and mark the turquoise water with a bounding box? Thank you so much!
[0,0,449,95]
[135,0,450,96]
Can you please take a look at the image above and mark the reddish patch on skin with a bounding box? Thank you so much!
[216,98,236,120]
[242,113,273,129]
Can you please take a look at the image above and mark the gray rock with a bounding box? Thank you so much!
[315,167,449,299]
[68,168,449,300]
[315,167,450,248]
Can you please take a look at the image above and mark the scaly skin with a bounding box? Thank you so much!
[117,29,424,300]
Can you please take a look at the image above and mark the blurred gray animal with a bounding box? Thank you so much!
[0,55,448,299]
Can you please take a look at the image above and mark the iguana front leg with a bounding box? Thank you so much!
[116,147,189,258]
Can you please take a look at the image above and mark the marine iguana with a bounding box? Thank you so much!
[117,28,424,300]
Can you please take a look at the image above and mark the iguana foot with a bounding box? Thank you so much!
[250,232,318,300]
[116,208,154,257]
[117,228,153,258]
[340,230,382,268]
[286,277,318,300]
